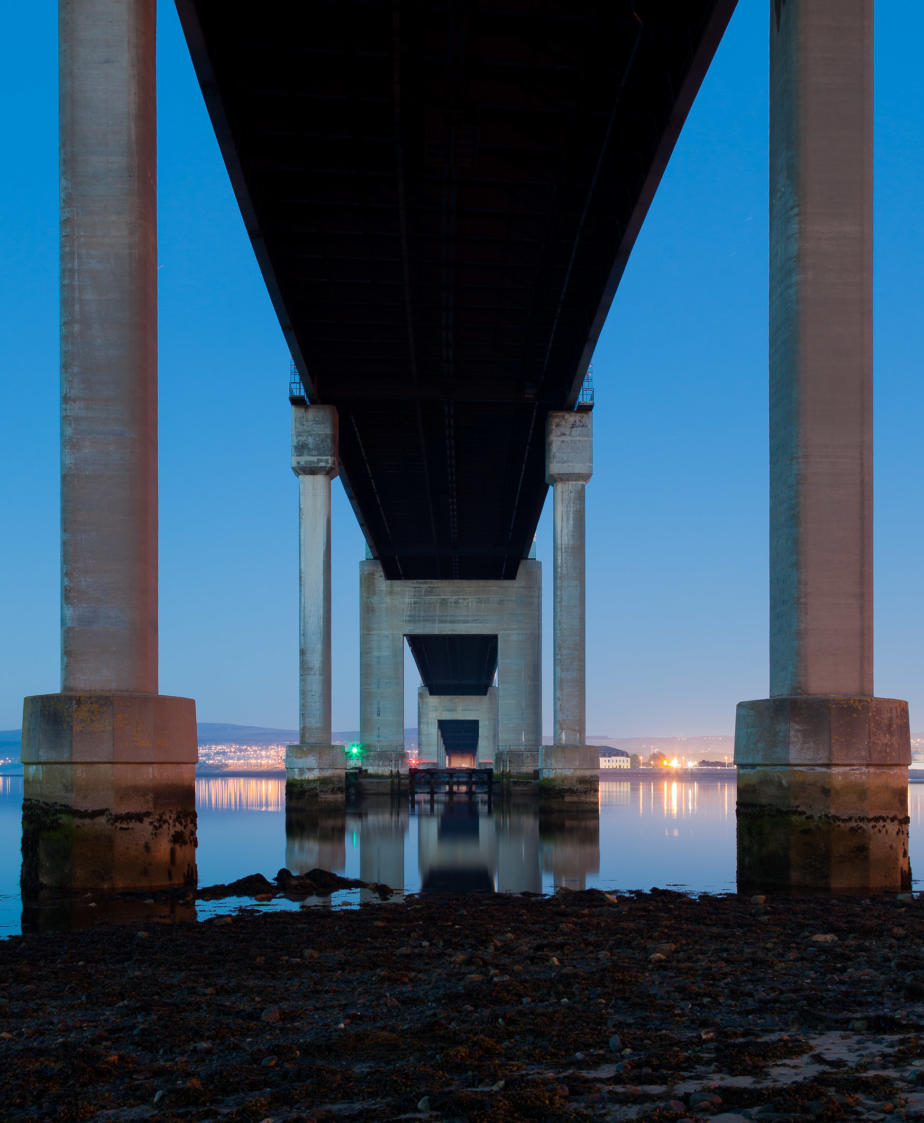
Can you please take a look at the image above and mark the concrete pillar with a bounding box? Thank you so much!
[417,687,498,766]
[359,561,406,779]
[495,560,542,780]
[285,404,345,804]
[359,558,540,784]
[20,0,197,894]
[734,0,910,891]
[541,410,598,800]
[59,0,158,694]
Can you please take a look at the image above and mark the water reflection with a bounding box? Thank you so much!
[12,773,924,936]
[19,767,198,934]
[197,775,284,812]
[736,765,911,893]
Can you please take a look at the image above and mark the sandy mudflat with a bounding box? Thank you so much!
[4,888,924,1120]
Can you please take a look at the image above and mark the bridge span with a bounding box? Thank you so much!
[19,0,912,895]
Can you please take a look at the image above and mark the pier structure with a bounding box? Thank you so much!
[20,0,197,894]
[358,558,542,788]
[418,687,498,768]
[734,0,911,891]
[541,409,598,801]
[285,402,345,806]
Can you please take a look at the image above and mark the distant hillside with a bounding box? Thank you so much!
[589,735,735,760]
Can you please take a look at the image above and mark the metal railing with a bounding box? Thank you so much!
[288,360,306,403]
[577,363,595,410]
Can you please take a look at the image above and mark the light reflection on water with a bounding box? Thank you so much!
[3,773,924,937]
[196,775,285,812]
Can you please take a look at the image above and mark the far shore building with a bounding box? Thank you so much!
[599,750,630,769]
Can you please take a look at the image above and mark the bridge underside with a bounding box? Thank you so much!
[177,0,737,580]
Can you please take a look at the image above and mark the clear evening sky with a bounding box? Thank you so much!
[2,2,923,737]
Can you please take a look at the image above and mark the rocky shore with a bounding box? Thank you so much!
[3,887,924,1120]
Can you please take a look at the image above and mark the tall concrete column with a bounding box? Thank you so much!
[540,410,597,801]
[286,404,345,804]
[21,0,197,894]
[60,0,158,692]
[359,560,407,780]
[495,557,542,782]
[734,0,910,891]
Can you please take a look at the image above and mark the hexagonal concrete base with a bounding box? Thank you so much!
[22,693,198,770]
[735,697,911,892]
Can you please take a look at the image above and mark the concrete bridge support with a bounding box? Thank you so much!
[21,0,197,895]
[286,404,345,805]
[541,410,598,803]
[417,686,498,766]
[359,559,542,786]
[734,0,910,892]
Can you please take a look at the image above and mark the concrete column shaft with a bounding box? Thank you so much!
[60,0,158,693]
[769,0,873,697]
[291,403,338,747]
[298,474,332,744]
[496,599,542,752]
[552,479,586,745]
[359,566,405,753]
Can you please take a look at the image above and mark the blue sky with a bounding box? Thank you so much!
[2,2,923,737]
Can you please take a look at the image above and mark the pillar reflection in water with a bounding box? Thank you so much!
[418,802,496,893]
[496,805,541,894]
[359,803,408,902]
[20,767,197,931]
[736,765,910,894]
[539,806,600,891]
[285,804,346,875]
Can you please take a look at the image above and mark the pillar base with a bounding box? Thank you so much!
[285,745,346,806]
[360,749,410,777]
[734,697,911,892]
[539,745,599,804]
[20,693,198,893]
[494,749,539,795]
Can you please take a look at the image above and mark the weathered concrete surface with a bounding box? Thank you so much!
[60,0,159,694]
[22,693,198,768]
[24,1,199,895]
[735,696,911,767]
[20,693,198,893]
[736,696,911,891]
[546,411,592,748]
[539,744,600,805]
[733,2,909,890]
[20,764,196,895]
[769,0,874,698]
[544,412,595,802]
[418,686,497,766]
[737,764,910,893]
[291,403,338,750]
[288,403,342,795]
[360,559,541,777]
[284,747,346,805]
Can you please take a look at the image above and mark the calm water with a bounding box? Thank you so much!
[3,773,923,937]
